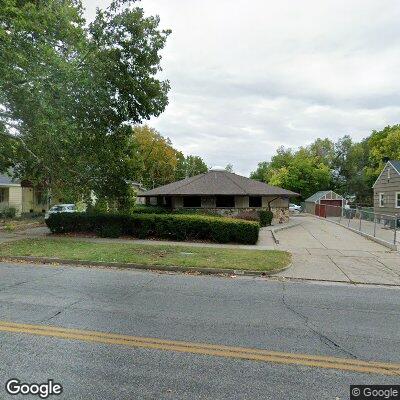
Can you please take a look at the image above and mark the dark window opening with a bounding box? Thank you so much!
[249,196,262,208]
[183,196,201,208]
[216,196,235,208]
[164,197,172,208]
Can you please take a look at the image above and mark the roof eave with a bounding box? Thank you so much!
[138,192,299,197]
[372,161,400,188]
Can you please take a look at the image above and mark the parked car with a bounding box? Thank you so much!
[45,204,77,220]
[289,203,302,213]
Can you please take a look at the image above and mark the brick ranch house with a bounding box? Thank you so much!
[138,168,299,222]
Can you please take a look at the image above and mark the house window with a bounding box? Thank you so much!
[249,196,262,208]
[183,196,201,208]
[0,188,6,203]
[379,193,385,207]
[216,196,235,208]
[396,192,400,208]
[163,197,172,208]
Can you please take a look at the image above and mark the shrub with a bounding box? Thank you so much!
[4,223,16,232]
[258,210,273,227]
[131,214,260,244]
[96,222,123,238]
[131,205,169,214]
[0,206,17,219]
[20,212,44,219]
[172,208,221,217]
[46,212,260,244]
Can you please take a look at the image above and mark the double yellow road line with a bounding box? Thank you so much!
[0,320,399,376]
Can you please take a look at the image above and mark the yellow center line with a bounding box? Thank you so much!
[0,321,399,376]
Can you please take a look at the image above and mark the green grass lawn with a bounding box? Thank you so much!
[0,238,291,272]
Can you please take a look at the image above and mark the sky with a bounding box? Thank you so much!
[83,0,400,176]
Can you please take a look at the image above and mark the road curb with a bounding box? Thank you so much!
[271,221,302,233]
[269,221,302,245]
[0,256,293,277]
[274,275,400,288]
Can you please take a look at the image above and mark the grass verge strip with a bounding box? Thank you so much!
[0,238,291,272]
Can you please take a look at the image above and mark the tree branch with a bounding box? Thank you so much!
[0,130,50,171]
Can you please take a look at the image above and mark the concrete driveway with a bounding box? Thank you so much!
[275,216,400,285]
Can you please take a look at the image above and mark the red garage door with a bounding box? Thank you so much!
[320,199,342,217]
[315,203,326,217]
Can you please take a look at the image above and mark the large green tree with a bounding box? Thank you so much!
[250,161,270,181]
[175,154,208,180]
[130,125,208,188]
[365,125,400,178]
[268,149,331,199]
[0,0,170,205]
[250,128,400,204]
[130,125,178,189]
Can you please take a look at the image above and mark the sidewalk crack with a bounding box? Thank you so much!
[326,256,355,284]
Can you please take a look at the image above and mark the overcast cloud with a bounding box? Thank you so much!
[83,0,400,175]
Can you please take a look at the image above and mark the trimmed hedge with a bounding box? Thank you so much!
[131,205,169,214]
[258,210,273,227]
[46,212,260,244]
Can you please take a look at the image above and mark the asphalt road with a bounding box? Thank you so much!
[0,262,399,399]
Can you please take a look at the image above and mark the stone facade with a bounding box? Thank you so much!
[181,206,290,224]
[271,207,290,224]
[162,195,290,224]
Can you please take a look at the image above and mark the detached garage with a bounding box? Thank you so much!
[304,190,345,218]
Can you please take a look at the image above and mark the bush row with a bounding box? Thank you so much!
[130,205,273,226]
[131,205,169,214]
[133,206,222,217]
[46,212,260,244]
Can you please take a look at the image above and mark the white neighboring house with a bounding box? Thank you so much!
[0,173,53,215]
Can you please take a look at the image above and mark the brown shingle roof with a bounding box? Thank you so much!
[139,171,299,197]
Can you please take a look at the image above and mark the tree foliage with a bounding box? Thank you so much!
[175,154,208,181]
[130,125,208,189]
[130,125,178,189]
[267,149,331,200]
[250,125,400,204]
[0,0,170,204]
[225,163,234,173]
